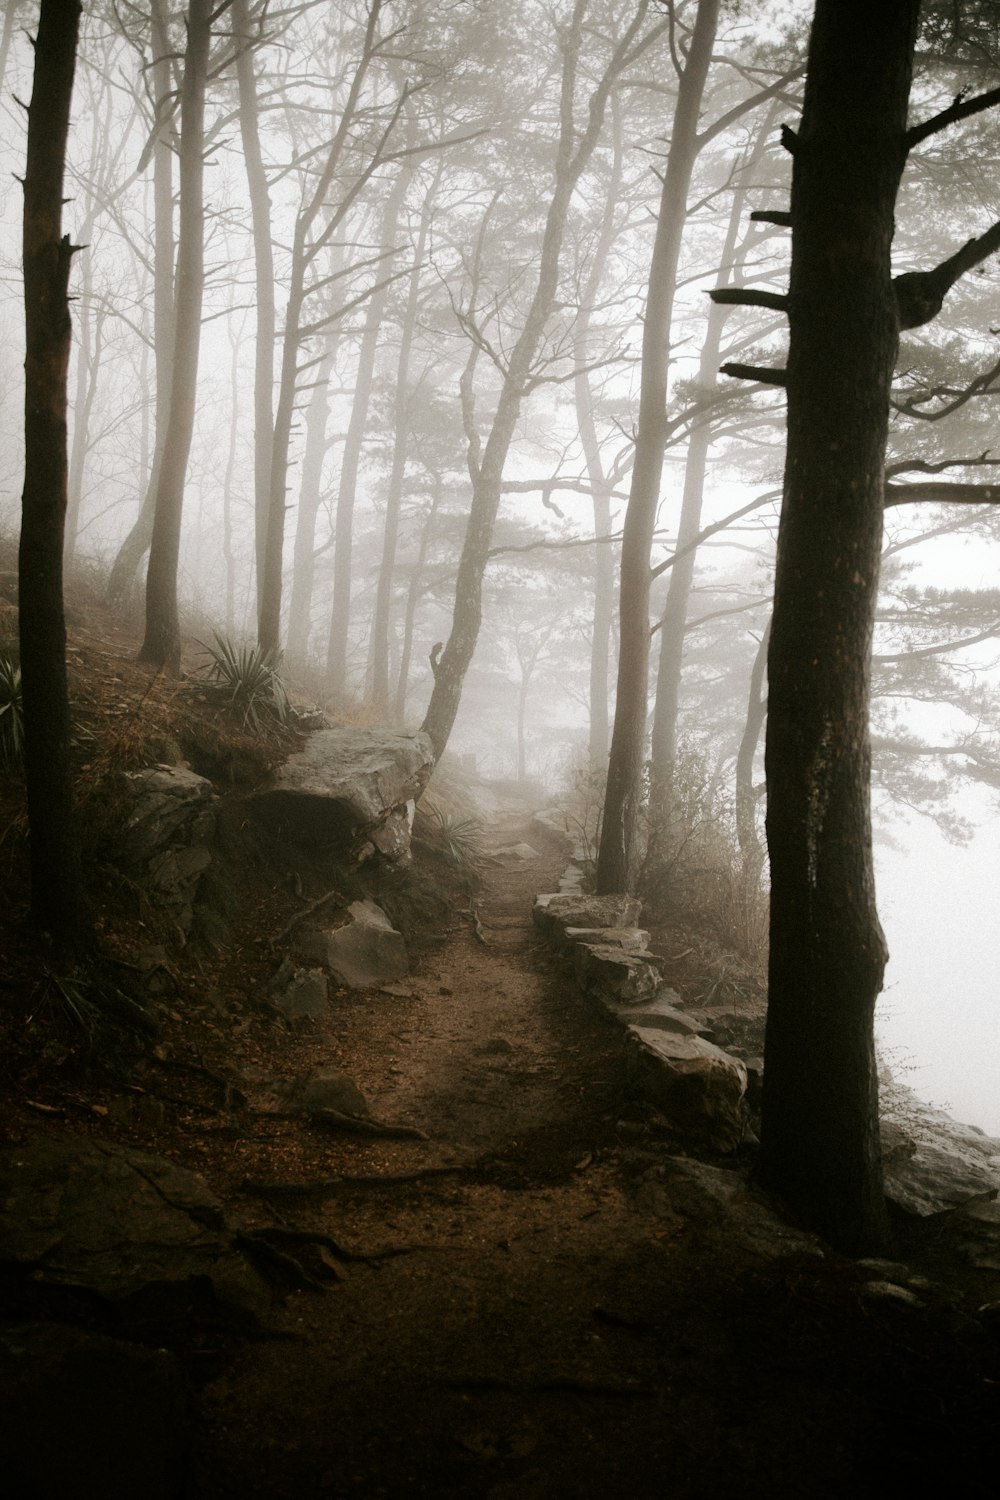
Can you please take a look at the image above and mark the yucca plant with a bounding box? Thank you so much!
[416,799,489,884]
[0,652,23,770]
[196,632,291,734]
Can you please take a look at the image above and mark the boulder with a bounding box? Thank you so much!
[494,842,540,863]
[0,1323,191,1499]
[880,1088,1000,1217]
[573,942,662,1004]
[532,892,641,937]
[625,1027,747,1153]
[278,1067,370,1119]
[114,766,217,934]
[271,966,329,1023]
[253,727,434,863]
[0,1136,269,1328]
[296,899,409,989]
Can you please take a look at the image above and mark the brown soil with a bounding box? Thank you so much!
[1,587,998,1497]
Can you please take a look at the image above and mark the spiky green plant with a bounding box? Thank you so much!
[196,632,290,734]
[0,652,23,770]
[416,799,489,883]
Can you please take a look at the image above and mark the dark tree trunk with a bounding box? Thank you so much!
[18,0,85,942]
[760,0,920,1253]
[139,0,210,672]
[596,0,719,893]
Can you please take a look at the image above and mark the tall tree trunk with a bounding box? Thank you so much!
[368,166,438,714]
[394,482,442,722]
[233,0,277,646]
[760,0,918,1253]
[595,0,719,894]
[574,97,624,772]
[326,163,410,699]
[421,0,658,760]
[105,0,175,613]
[285,337,338,666]
[139,0,210,672]
[648,106,775,816]
[18,0,84,942]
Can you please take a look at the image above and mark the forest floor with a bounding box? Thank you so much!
[1,578,999,1496]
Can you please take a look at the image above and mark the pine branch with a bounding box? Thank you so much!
[719,362,787,387]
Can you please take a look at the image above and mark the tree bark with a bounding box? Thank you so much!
[18,0,85,942]
[233,0,277,646]
[138,0,210,672]
[760,0,920,1253]
[596,0,720,893]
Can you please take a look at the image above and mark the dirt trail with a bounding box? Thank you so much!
[197,811,998,1500]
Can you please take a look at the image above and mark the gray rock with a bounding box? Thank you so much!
[881,1087,1000,1217]
[254,727,433,864]
[279,1067,370,1118]
[608,988,710,1036]
[574,942,662,1004]
[532,892,641,936]
[625,1028,748,1153]
[494,842,541,863]
[296,898,408,989]
[271,967,329,1022]
[0,1323,191,1499]
[563,926,651,953]
[114,766,217,934]
[0,1136,269,1326]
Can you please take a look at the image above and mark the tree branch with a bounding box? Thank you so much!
[708,286,788,312]
[719,362,787,387]
[905,82,1000,151]
[894,217,1000,329]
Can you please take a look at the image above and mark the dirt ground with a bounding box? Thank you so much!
[178,812,1000,1500]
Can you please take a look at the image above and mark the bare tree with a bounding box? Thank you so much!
[18,0,85,942]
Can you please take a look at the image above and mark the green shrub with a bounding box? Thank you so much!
[0,652,23,771]
[196,632,290,735]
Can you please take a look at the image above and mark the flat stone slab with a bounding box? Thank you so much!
[563,926,650,953]
[0,1136,269,1326]
[533,892,641,936]
[494,842,540,863]
[254,728,434,861]
[574,943,661,1003]
[626,1028,747,1153]
[609,988,711,1035]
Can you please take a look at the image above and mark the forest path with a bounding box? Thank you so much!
[196,810,996,1500]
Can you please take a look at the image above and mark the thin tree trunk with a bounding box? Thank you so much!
[394,483,442,722]
[18,0,84,942]
[233,0,277,646]
[574,97,624,772]
[285,337,337,665]
[648,105,775,815]
[105,0,175,612]
[368,165,438,713]
[139,0,210,672]
[421,0,659,760]
[760,0,918,1252]
[326,162,410,699]
[596,0,720,894]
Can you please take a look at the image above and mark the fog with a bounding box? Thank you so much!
[2,2,1000,1139]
